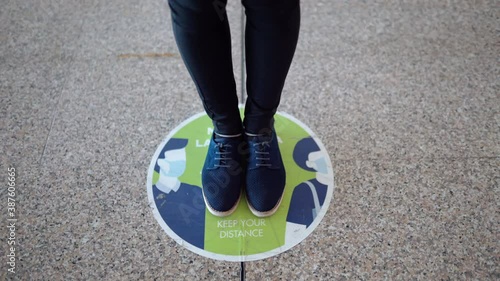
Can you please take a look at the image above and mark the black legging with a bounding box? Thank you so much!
[168,0,300,135]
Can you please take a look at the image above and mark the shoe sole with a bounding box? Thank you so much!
[246,188,285,218]
[202,188,241,217]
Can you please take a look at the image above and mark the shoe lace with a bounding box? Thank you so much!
[214,143,232,168]
[253,141,271,167]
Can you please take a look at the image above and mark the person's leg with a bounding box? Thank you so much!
[241,0,300,134]
[169,0,242,135]
[168,0,244,217]
[241,0,300,217]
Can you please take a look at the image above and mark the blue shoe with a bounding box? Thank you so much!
[245,129,286,217]
[202,133,244,217]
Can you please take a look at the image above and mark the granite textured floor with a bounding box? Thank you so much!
[1,0,499,280]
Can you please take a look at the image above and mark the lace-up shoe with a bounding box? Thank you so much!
[202,134,244,217]
[245,129,286,217]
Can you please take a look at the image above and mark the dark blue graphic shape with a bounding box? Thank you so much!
[292,137,320,172]
[153,138,206,249]
[287,137,328,227]
[286,179,328,227]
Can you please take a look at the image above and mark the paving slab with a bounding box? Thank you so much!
[245,157,499,280]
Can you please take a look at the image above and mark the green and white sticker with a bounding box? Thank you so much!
[147,111,334,261]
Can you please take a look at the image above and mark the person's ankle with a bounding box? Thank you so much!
[245,129,273,142]
[215,132,242,139]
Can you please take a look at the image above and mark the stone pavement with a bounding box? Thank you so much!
[1,0,498,279]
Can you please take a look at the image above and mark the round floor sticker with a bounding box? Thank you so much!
[147,111,335,261]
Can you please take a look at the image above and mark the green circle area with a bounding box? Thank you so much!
[147,111,334,261]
